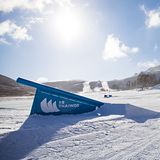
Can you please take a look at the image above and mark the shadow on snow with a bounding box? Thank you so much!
[0,103,160,160]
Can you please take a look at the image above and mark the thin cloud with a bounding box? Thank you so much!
[0,20,32,43]
[154,43,158,51]
[28,17,44,24]
[140,5,160,28]
[0,38,10,45]
[0,0,74,13]
[54,0,74,8]
[137,59,160,69]
[0,0,52,12]
[102,34,139,61]
[25,17,45,29]
[0,0,74,45]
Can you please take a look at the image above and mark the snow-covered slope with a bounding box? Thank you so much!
[0,89,160,160]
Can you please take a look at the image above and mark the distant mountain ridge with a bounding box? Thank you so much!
[45,80,85,93]
[0,65,160,96]
[146,65,160,73]
[45,80,109,93]
[0,76,109,96]
[108,65,160,90]
[0,74,34,96]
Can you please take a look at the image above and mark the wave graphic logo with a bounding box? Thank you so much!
[40,98,60,113]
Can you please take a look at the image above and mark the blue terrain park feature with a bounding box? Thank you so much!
[16,78,104,115]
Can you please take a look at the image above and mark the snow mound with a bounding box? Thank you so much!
[82,81,92,93]
[82,81,110,93]
[0,90,160,160]
[0,103,160,160]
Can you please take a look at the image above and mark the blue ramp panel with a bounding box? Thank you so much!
[16,78,104,115]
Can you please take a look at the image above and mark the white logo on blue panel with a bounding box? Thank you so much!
[40,98,60,113]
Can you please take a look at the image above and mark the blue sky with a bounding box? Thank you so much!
[0,0,160,82]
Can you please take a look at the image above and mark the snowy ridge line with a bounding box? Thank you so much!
[77,116,124,124]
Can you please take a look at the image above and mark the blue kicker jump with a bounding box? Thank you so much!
[16,78,104,115]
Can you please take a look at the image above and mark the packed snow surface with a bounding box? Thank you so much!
[0,89,160,160]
